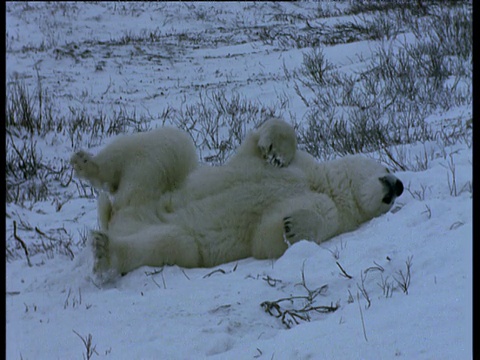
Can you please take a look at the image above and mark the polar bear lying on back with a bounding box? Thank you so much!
[70,119,296,214]
[71,119,403,280]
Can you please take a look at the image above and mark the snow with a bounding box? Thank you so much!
[6,2,472,360]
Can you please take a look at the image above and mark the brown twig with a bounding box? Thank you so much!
[336,261,353,279]
[261,267,338,329]
[261,299,339,329]
[203,268,226,278]
[13,220,32,267]
[203,263,238,278]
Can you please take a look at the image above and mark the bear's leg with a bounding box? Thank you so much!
[252,193,339,259]
[70,150,118,192]
[256,119,297,167]
[92,224,202,278]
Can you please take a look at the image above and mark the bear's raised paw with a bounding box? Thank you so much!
[259,143,288,168]
[70,150,99,179]
[256,119,297,168]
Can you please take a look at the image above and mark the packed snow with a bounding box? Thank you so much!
[6,2,472,359]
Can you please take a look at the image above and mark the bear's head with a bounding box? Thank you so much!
[347,156,403,219]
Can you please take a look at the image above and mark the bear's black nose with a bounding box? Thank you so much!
[394,179,404,197]
[380,175,403,204]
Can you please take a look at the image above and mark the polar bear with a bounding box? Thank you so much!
[70,127,199,214]
[71,119,296,215]
[88,119,403,280]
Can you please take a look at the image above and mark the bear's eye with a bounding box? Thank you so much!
[385,168,391,174]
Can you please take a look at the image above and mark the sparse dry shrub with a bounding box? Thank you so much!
[5,79,154,206]
[261,265,338,329]
[6,81,56,136]
[164,90,287,164]
[293,3,472,168]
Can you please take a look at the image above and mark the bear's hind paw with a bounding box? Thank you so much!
[91,230,111,273]
[91,230,120,284]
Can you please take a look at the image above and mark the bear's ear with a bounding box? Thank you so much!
[379,175,404,204]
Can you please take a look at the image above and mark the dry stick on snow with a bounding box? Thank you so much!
[181,269,191,280]
[261,266,337,329]
[254,348,263,359]
[262,275,283,287]
[145,268,167,289]
[261,297,338,329]
[356,292,369,342]
[364,261,385,274]
[356,271,371,309]
[336,261,353,279]
[203,263,238,278]
[34,226,48,237]
[203,268,226,278]
[13,220,32,267]
[34,226,59,241]
[297,260,329,301]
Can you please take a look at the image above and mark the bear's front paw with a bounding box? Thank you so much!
[70,150,98,179]
[256,119,296,168]
[283,209,321,244]
[259,143,287,168]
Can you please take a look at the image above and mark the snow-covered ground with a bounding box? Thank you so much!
[6,2,472,359]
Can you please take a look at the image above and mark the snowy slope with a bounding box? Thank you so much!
[6,2,472,359]
[6,148,472,359]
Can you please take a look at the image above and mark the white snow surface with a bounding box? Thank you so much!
[6,3,472,360]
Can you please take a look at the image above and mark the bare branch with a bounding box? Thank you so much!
[13,220,32,267]
[336,261,353,279]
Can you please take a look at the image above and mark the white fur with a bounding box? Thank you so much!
[86,120,403,280]
[70,127,198,212]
